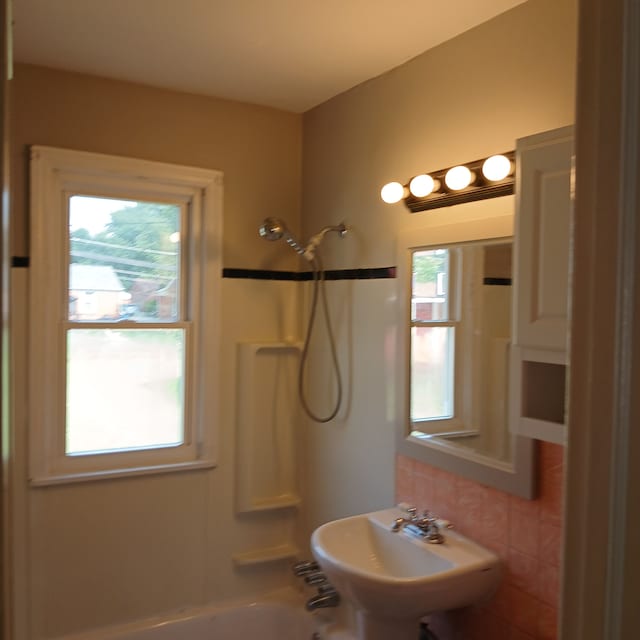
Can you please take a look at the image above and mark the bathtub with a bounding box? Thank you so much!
[64,590,324,640]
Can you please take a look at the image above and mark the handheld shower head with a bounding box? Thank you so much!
[258,217,287,241]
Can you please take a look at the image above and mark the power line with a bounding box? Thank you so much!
[71,250,177,272]
[71,236,178,257]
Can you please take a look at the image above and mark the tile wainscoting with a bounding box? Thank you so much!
[396,442,564,640]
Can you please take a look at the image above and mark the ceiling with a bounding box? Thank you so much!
[13,0,526,113]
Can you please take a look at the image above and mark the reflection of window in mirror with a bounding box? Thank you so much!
[407,241,513,462]
[410,247,458,426]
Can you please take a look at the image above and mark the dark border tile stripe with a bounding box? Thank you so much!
[321,266,397,280]
[11,260,397,280]
[222,268,302,281]
[483,277,512,286]
[222,266,397,281]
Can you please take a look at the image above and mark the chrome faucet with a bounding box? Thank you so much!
[391,504,419,531]
[391,504,447,544]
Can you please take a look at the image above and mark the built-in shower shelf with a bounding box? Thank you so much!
[232,543,300,567]
[236,341,302,514]
[239,494,301,512]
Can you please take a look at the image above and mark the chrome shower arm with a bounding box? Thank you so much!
[302,223,348,261]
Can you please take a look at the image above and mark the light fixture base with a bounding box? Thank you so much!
[402,150,515,213]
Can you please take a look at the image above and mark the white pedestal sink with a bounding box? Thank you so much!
[311,507,501,640]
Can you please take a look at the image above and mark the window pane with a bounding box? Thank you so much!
[66,329,185,455]
[410,326,454,421]
[411,249,449,322]
[69,196,181,322]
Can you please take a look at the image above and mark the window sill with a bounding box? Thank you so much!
[29,458,217,487]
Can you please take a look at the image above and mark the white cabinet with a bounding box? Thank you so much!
[510,126,573,445]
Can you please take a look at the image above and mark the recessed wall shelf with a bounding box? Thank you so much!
[510,346,567,445]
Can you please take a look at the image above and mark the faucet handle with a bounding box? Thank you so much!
[397,502,418,518]
[304,571,328,586]
[293,560,319,576]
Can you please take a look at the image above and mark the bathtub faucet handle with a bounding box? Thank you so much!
[304,571,327,586]
[306,590,340,611]
[292,560,319,576]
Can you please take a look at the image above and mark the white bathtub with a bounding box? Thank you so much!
[64,590,321,640]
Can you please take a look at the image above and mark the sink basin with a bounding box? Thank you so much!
[311,507,501,639]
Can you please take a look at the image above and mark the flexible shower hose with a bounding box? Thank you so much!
[298,254,343,423]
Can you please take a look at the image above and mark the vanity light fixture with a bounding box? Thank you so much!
[381,151,515,212]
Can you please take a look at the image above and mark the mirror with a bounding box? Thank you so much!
[395,214,535,499]
[409,241,513,461]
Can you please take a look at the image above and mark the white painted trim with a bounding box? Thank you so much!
[562,0,640,636]
[604,0,640,635]
[1,4,12,640]
[28,146,223,484]
[9,268,31,640]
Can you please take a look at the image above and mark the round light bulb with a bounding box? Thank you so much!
[482,155,512,181]
[444,165,474,191]
[409,174,437,197]
[380,181,405,204]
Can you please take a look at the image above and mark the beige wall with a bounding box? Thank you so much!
[300,0,577,534]
[11,64,302,270]
[11,65,304,639]
[303,0,576,266]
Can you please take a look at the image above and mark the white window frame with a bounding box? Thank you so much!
[29,146,222,485]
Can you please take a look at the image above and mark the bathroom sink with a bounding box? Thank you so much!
[311,507,501,639]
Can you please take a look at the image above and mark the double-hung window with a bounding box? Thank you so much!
[29,146,222,484]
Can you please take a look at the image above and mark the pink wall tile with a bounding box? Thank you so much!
[509,510,540,558]
[396,441,564,639]
[539,462,564,527]
[511,629,536,640]
[537,604,559,640]
[432,467,459,520]
[539,522,562,567]
[540,441,564,470]
[507,548,540,598]
[537,562,560,607]
[413,460,436,507]
[509,586,541,633]
[395,454,415,504]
